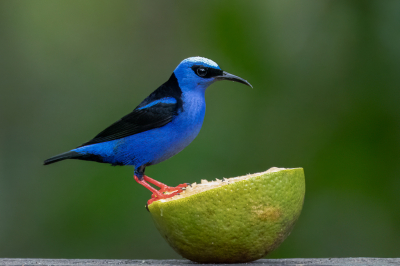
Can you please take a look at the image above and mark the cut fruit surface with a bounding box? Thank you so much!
[147,167,305,263]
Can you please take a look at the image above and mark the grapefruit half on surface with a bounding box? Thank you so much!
[147,167,305,263]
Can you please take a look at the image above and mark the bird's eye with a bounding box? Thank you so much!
[196,67,207,77]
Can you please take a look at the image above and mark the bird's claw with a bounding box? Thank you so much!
[158,183,188,193]
[147,183,188,205]
[174,183,190,189]
[147,189,181,205]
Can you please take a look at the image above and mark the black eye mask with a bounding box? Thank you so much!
[191,65,223,79]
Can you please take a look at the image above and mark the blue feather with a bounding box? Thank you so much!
[137,97,177,110]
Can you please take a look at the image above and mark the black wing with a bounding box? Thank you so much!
[79,73,183,147]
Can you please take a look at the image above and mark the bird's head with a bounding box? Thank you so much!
[173,57,252,92]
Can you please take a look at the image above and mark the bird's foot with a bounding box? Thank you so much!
[144,175,189,193]
[146,176,189,205]
[147,188,180,205]
[134,175,189,205]
[157,183,189,193]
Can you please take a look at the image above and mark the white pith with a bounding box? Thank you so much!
[159,167,286,202]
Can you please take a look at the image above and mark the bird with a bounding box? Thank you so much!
[44,57,252,203]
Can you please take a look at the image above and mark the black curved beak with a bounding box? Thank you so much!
[215,71,253,88]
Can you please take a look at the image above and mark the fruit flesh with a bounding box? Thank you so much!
[148,167,305,263]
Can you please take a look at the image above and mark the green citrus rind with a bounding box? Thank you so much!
[148,168,305,263]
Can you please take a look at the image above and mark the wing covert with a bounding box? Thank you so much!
[79,73,183,147]
[79,100,178,147]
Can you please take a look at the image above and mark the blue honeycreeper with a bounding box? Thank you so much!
[44,57,252,201]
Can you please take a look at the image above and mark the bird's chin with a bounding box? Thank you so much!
[196,80,215,89]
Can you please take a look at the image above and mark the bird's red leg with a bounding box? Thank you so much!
[142,175,168,188]
[134,175,165,198]
[134,175,189,205]
[143,175,188,193]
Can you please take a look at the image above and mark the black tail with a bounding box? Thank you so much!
[44,151,81,165]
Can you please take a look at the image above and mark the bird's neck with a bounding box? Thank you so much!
[178,79,209,93]
[180,89,206,124]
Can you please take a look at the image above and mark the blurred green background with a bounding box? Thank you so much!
[1,0,400,259]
